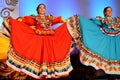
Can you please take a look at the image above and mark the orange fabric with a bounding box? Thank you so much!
[22,16,35,26]
[10,17,72,64]
[52,16,62,25]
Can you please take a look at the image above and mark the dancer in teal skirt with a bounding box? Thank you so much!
[67,6,120,75]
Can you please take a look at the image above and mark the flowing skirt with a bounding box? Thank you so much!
[67,15,120,74]
[7,18,73,79]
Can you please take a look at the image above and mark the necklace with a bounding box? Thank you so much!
[36,15,52,30]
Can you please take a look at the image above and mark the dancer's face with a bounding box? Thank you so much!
[38,4,46,15]
[104,8,112,17]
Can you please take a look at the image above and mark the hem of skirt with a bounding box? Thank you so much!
[79,51,120,75]
[6,60,73,79]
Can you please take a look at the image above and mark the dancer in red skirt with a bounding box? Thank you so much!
[5,3,73,79]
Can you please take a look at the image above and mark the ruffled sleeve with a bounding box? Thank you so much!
[52,16,65,25]
[17,16,35,26]
[90,16,102,26]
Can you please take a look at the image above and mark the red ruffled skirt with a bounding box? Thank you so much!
[7,18,73,79]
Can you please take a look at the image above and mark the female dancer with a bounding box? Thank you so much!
[6,3,73,79]
[67,6,120,75]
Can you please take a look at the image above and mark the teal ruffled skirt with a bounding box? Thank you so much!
[67,15,120,74]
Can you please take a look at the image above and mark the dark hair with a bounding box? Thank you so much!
[103,6,112,16]
[36,3,46,14]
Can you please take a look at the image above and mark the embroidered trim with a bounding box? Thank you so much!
[35,29,55,35]
[66,15,81,43]
[97,16,120,30]
[100,27,120,36]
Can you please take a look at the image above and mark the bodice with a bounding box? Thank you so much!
[94,16,120,36]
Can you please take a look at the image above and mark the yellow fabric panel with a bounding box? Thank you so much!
[0,36,10,60]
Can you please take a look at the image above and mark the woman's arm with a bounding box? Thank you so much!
[17,16,35,26]
[52,16,66,25]
[90,16,103,26]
